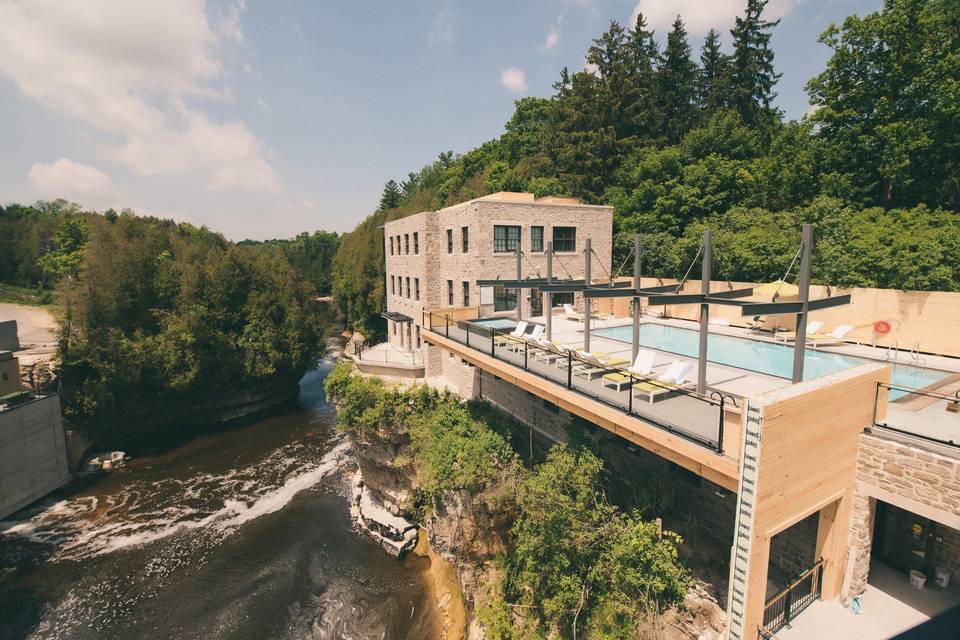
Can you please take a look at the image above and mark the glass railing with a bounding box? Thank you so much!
[423,310,730,453]
[872,382,960,448]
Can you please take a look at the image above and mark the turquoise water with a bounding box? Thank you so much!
[472,318,519,330]
[592,324,948,399]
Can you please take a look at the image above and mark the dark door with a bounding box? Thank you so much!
[873,502,937,574]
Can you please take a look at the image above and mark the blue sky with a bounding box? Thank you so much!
[0,0,880,241]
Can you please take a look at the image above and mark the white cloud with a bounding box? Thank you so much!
[499,67,528,93]
[542,29,561,51]
[630,0,801,36]
[0,0,281,194]
[300,198,318,209]
[428,7,455,47]
[28,159,116,199]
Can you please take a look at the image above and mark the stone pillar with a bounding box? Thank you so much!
[844,491,876,603]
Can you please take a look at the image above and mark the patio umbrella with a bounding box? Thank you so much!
[753,280,799,301]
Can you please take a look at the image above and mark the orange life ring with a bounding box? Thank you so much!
[874,320,892,334]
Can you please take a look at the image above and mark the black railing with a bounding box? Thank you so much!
[354,333,388,359]
[763,559,824,635]
[422,310,729,453]
[871,382,960,449]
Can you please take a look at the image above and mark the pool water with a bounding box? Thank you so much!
[472,318,519,330]
[592,323,948,400]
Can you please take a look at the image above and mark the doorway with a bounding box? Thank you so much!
[872,501,937,575]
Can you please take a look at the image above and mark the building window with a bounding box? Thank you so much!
[406,277,411,299]
[553,226,576,252]
[461,226,469,253]
[447,280,454,306]
[446,228,453,254]
[392,320,396,335]
[493,285,518,311]
[390,275,395,295]
[389,236,394,255]
[404,233,409,254]
[553,291,574,306]
[413,232,419,254]
[415,277,420,301]
[462,281,470,307]
[493,225,521,253]
[396,236,401,255]
[531,226,544,252]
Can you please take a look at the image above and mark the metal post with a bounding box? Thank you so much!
[524,341,528,370]
[632,234,642,362]
[516,245,522,322]
[567,350,573,389]
[698,230,711,394]
[584,237,592,353]
[792,224,813,383]
[491,329,495,356]
[717,397,725,455]
[445,315,450,338]
[466,323,470,348]
[545,241,553,341]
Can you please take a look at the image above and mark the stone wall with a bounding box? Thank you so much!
[768,513,819,587]
[846,432,960,599]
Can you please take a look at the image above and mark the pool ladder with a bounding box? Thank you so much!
[885,341,926,366]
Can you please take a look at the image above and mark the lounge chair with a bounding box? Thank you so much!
[633,361,695,404]
[573,352,630,380]
[563,303,584,322]
[745,315,765,332]
[532,339,575,364]
[509,325,544,351]
[774,321,824,342]
[493,320,527,346]
[805,324,853,345]
[602,349,657,391]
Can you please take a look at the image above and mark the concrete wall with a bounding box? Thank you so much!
[0,320,19,351]
[0,395,71,518]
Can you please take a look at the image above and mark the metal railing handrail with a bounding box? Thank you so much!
[421,310,727,454]
[878,381,959,403]
[871,381,960,449]
[762,558,824,634]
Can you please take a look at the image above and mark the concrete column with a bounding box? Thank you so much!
[584,237,592,353]
[817,490,856,602]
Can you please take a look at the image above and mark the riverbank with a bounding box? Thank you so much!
[0,363,443,640]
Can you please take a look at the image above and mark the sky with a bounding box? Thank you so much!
[0,0,882,241]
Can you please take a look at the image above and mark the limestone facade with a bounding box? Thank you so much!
[383,192,613,354]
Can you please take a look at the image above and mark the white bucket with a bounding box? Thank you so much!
[909,570,927,589]
[934,567,952,589]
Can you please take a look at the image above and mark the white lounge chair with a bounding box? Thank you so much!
[805,324,853,345]
[601,349,657,391]
[775,321,824,342]
[563,303,584,322]
[494,320,527,346]
[573,352,631,380]
[510,324,544,351]
[633,361,695,404]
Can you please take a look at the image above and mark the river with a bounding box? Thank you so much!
[0,360,440,640]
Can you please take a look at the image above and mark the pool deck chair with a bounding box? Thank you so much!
[510,325,544,351]
[601,349,657,392]
[573,352,631,380]
[532,339,575,364]
[494,320,527,346]
[774,320,824,343]
[563,304,584,322]
[633,361,695,404]
[805,324,854,346]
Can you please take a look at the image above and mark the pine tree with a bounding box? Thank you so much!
[626,12,661,144]
[657,16,699,144]
[698,28,730,116]
[729,0,782,133]
[377,180,402,212]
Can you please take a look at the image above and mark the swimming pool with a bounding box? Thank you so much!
[592,323,949,400]
[471,317,519,330]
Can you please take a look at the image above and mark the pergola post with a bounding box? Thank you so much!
[584,237,592,353]
[698,230,711,394]
[632,234,642,362]
[545,241,553,341]
[515,245,522,321]
[792,224,813,383]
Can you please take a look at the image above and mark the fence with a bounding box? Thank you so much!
[871,382,960,449]
[422,310,730,453]
[762,559,824,635]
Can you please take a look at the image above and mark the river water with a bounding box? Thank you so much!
[0,361,440,640]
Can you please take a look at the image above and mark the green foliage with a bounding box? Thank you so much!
[488,446,688,639]
[728,0,783,133]
[238,230,339,295]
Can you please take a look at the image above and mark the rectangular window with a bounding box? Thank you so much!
[390,275,395,295]
[404,233,409,254]
[415,277,420,301]
[462,281,470,307]
[461,226,469,253]
[413,231,419,254]
[406,277,411,299]
[389,236,394,255]
[493,285,518,311]
[447,280,454,306]
[446,228,453,254]
[392,320,396,335]
[553,291,574,306]
[493,225,521,253]
[531,226,544,252]
[552,226,576,252]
